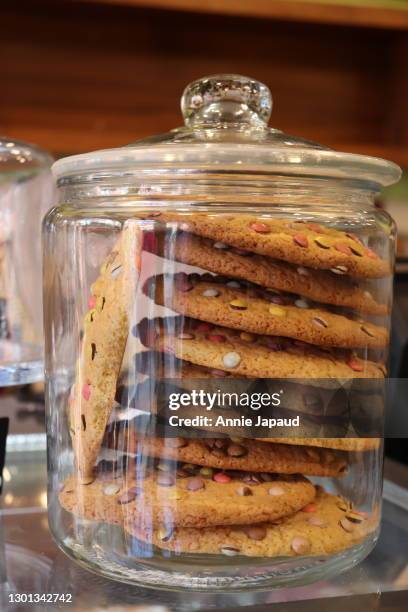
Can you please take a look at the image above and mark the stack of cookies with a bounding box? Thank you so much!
[61,213,388,559]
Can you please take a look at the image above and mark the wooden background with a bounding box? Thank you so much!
[1,0,407,165]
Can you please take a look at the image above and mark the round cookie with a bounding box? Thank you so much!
[136,316,385,379]
[257,437,380,452]
[59,465,316,528]
[145,274,388,349]
[103,435,348,477]
[127,488,377,557]
[149,212,390,279]
[148,231,388,315]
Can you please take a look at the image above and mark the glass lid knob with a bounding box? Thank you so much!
[181,74,272,129]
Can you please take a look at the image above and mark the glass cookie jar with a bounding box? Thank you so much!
[45,74,401,591]
[0,137,54,385]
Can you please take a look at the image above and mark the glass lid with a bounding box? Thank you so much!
[52,74,401,188]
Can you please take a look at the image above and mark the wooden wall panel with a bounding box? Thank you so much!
[1,1,406,163]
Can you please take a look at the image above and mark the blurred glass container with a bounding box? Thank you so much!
[0,137,54,385]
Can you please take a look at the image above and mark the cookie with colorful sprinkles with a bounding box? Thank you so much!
[103,435,348,478]
[127,487,377,557]
[147,212,390,278]
[136,316,385,379]
[69,222,141,480]
[147,231,388,315]
[144,273,388,349]
[60,466,316,528]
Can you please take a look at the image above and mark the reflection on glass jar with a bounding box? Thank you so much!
[44,74,401,590]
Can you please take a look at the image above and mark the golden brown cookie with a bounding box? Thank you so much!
[69,222,141,479]
[104,435,348,477]
[150,212,390,278]
[145,274,388,349]
[149,231,387,315]
[60,466,316,528]
[128,488,377,557]
[257,437,380,452]
[137,317,385,379]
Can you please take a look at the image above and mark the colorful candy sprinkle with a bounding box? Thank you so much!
[302,503,317,513]
[103,484,120,496]
[88,295,96,309]
[229,299,247,310]
[222,352,241,368]
[244,525,267,541]
[196,322,213,333]
[293,234,309,248]
[269,305,286,317]
[350,245,364,257]
[308,516,326,527]
[312,316,328,329]
[339,517,355,533]
[269,295,285,305]
[331,265,348,275]
[213,472,232,484]
[111,264,123,279]
[187,477,205,491]
[176,275,193,292]
[268,485,284,496]
[334,242,352,256]
[314,236,331,249]
[295,299,309,309]
[202,289,220,297]
[208,334,227,343]
[221,546,240,556]
[347,357,364,372]
[82,383,91,401]
[291,536,311,555]
[250,222,270,233]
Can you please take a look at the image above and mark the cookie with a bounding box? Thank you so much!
[69,222,141,479]
[137,317,385,379]
[257,438,380,452]
[60,465,316,528]
[145,274,388,349]
[128,488,377,557]
[149,212,390,278]
[104,435,348,477]
[148,231,387,315]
